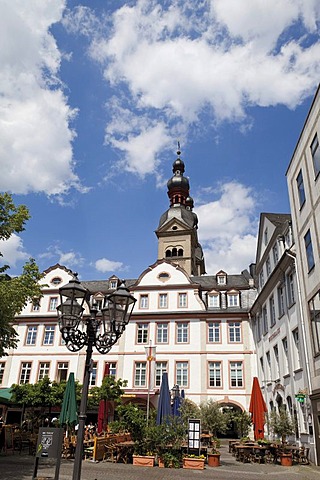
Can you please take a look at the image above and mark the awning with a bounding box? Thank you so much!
[0,388,13,405]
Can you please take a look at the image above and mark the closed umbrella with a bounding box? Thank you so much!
[156,372,172,425]
[172,385,183,417]
[249,376,267,440]
[97,364,110,434]
[59,373,78,429]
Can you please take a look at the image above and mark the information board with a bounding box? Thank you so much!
[188,419,201,451]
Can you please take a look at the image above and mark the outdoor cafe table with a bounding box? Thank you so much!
[114,441,135,464]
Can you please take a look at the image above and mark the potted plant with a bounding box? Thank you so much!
[158,451,181,468]
[183,454,206,469]
[207,447,221,467]
[269,407,295,466]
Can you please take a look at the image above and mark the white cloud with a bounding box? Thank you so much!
[95,258,124,273]
[0,0,83,195]
[64,0,320,177]
[0,234,29,267]
[195,182,258,273]
[39,244,84,268]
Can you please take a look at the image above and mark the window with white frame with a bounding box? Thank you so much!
[139,295,149,309]
[26,326,38,345]
[227,292,239,307]
[266,351,271,379]
[20,362,32,384]
[311,133,320,177]
[38,362,50,381]
[178,293,187,308]
[230,361,243,387]
[259,357,264,375]
[282,337,289,374]
[292,328,301,369]
[217,274,226,285]
[287,272,295,306]
[266,256,271,277]
[273,344,280,379]
[208,361,222,387]
[110,279,117,289]
[155,361,167,387]
[137,323,148,344]
[57,362,68,382]
[259,270,265,289]
[208,322,220,343]
[277,285,285,317]
[309,290,320,355]
[304,229,315,271]
[269,295,276,326]
[256,314,261,342]
[134,362,147,387]
[0,362,5,384]
[49,297,58,311]
[228,322,241,343]
[296,170,306,208]
[43,325,55,345]
[176,361,188,387]
[105,362,117,377]
[262,306,268,334]
[159,293,168,308]
[156,323,168,343]
[273,243,279,264]
[208,294,220,308]
[32,298,41,312]
[176,322,188,343]
[90,362,97,386]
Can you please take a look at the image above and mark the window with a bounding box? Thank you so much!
[208,362,222,387]
[105,362,117,377]
[282,337,289,374]
[156,323,168,343]
[277,286,285,317]
[38,362,50,381]
[155,362,167,387]
[269,295,276,327]
[176,322,188,343]
[134,362,147,387]
[110,280,117,289]
[304,230,315,271]
[208,322,220,343]
[20,362,32,384]
[230,361,243,387]
[262,306,268,334]
[139,295,149,309]
[51,277,62,285]
[32,299,40,312]
[94,297,104,311]
[159,293,168,308]
[26,326,37,345]
[266,351,271,379]
[137,323,148,344]
[49,297,58,311]
[292,328,301,369]
[259,357,264,375]
[227,293,239,307]
[264,228,268,245]
[296,170,306,208]
[90,362,97,386]
[287,272,295,306]
[311,133,320,177]
[43,326,55,345]
[273,244,279,264]
[273,345,280,379]
[309,291,320,355]
[0,362,5,384]
[259,270,264,289]
[57,362,68,382]
[228,322,241,343]
[266,256,271,277]
[217,274,226,285]
[208,294,220,308]
[256,314,261,342]
[178,293,187,308]
[176,361,188,387]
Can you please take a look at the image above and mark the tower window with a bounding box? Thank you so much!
[172,247,177,256]
[165,250,171,257]
[178,249,183,256]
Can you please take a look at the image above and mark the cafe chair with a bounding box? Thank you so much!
[299,447,310,465]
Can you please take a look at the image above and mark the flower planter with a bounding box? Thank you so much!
[183,457,205,470]
[280,453,292,467]
[207,453,221,467]
[158,457,164,468]
[132,455,155,467]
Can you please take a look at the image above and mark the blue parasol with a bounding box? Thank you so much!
[156,372,172,425]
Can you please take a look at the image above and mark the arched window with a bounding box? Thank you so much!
[165,250,171,257]
[174,195,179,204]
[178,248,183,256]
[172,247,178,257]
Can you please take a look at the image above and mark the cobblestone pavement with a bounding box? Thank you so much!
[1,444,319,480]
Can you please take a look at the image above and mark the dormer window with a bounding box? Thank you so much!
[216,271,227,285]
[208,293,220,308]
[51,277,62,285]
[227,290,240,307]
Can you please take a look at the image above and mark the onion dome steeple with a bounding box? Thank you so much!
[167,147,190,207]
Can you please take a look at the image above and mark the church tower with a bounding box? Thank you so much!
[155,148,206,276]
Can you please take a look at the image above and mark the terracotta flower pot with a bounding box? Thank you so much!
[280,453,292,467]
[132,455,155,467]
[183,457,205,469]
[207,453,221,467]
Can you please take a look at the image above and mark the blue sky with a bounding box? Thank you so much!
[0,0,319,280]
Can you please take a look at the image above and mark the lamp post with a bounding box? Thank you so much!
[57,276,136,480]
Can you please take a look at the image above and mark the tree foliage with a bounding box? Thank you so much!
[0,193,42,356]
[88,375,127,409]
[269,407,295,442]
[199,399,228,436]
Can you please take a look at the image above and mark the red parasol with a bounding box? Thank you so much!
[249,376,267,440]
[97,364,110,434]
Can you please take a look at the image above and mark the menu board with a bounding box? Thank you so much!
[188,419,201,451]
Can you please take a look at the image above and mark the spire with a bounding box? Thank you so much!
[167,143,189,207]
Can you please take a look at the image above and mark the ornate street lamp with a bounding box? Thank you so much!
[57,275,136,480]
